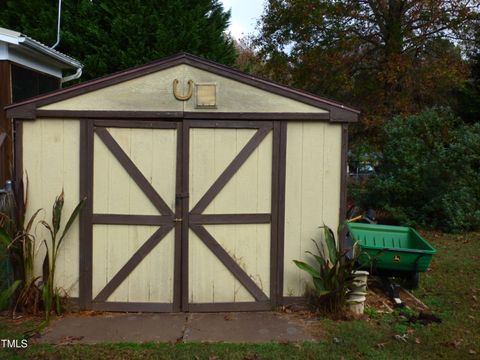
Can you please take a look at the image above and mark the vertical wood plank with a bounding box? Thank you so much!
[283,122,303,296]
[323,124,342,237]
[212,129,237,302]
[56,120,80,296]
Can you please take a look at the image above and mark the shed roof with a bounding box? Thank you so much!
[6,53,359,122]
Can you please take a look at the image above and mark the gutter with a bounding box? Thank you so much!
[20,37,83,84]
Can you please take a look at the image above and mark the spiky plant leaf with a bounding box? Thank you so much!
[57,198,86,251]
[293,260,321,279]
[52,190,64,235]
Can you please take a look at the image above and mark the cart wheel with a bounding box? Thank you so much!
[405,272,419,289]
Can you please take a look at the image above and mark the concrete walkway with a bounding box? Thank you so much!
[38,312,319,344]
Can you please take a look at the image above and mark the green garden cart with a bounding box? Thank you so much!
[347,223,437,289]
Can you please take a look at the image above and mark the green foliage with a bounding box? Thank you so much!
[293,226,358,315]
[0,0,236,80]
[0,178,44,314]
[355,108,480,232]
[41,191,85,321]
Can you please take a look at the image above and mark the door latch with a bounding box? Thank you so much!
[173,218,183,223]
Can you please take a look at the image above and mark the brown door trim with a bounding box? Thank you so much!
[189,213,271,224]
[79,119,94,309]
[185,120,276,310]
[276,121,288,304]
[80,120,180,311]
[78,118,286,312]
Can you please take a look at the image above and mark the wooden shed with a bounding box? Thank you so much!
[6,53,359,312]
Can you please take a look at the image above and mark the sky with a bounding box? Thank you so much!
[220,0,266,40]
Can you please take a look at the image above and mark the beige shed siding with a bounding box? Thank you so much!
[39,65,327,114]
[22,119,80,297]
[283,121,342,297]
[39,66,184,112]
[188,128,272,303]
[92,128,177,302]
[183,66,327,113]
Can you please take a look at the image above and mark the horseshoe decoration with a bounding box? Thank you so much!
[173,79,194,101]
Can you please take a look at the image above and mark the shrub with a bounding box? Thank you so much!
[354,108,480,232]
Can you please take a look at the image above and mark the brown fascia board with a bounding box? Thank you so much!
[5,52,360,122]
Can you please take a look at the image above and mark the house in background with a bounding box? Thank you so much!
[0,27,82,184]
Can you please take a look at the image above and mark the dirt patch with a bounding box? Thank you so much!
[366,277,430,313]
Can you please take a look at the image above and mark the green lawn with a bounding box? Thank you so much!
[1,231,479,360]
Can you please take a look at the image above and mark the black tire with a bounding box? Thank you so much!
[404,272,419,289]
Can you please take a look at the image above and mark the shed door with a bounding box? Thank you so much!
[83,119,278,312]
[185,121,276,311]
[89,121,181,312]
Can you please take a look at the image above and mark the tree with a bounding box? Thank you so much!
[0,0,236,80]
[454,26,480,123]
[255,1,478,142]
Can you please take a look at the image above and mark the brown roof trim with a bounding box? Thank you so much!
[5,53,359,122]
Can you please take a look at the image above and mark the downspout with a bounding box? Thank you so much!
[61,67,83,84]
[51,0,62,49]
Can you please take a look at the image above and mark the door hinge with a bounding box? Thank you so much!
[173,218,183,223]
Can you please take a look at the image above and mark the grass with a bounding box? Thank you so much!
[0,231,479,359]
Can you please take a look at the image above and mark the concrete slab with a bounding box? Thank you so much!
[38,312,317,344]
[38,313,187,344]
[184,312,315,343]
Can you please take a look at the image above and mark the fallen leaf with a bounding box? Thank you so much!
[376,342,387,349]
[446,339,464,348]
[224,313,235,321]
[415,337,421,344]
[209,356,219,360]
[473,295,478,302]
[394,334,408,343]
[469,349,477,355]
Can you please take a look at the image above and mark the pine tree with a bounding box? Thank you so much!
[0,0,236,80]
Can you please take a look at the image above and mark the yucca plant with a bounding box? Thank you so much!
[40,191,85,321]
[293,225,360,315]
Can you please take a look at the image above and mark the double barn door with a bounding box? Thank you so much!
[80,119,280,312]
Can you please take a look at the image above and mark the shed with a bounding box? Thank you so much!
[6,53,359,312]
